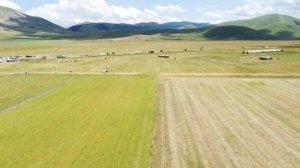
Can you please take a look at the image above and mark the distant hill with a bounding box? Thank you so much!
[160,26,277,40]
[0,5,69,39]
[220,14,300,39]
[68,22,208,33]
[0,5,299,40]
[136,22,209,30]
[201,26,277,40]
[71,25,279,40]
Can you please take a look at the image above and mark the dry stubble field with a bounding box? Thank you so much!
[155,76,300,168]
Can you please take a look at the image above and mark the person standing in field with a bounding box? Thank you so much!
[103,67,108,74]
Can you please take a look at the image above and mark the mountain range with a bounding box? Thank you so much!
[68,22,208,33]
[0,5,299,40]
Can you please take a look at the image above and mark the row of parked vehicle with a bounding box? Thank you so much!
[0,56,20,63]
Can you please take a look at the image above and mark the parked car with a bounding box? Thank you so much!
[6,57,18,62]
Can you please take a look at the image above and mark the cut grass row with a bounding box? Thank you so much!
[155,76,300,168]
[0,75,156,168]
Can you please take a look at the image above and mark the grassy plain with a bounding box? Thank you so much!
[0,75,155,168]
[0,38,299,56]
[0,39,299,74]
[155,76,300,168]
[0,39,299,168]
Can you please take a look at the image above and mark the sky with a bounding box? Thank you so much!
[1,0,300,27]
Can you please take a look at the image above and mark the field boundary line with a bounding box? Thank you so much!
[0,72,143,76]
[0,77,76,116]
[160,73,300,78]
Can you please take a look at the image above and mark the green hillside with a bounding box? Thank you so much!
[163,26,277,40]
[68,22,208,33]
[0,5,69,39]
[220,14,300,39]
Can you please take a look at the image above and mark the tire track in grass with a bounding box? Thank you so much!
[0,76,75,116]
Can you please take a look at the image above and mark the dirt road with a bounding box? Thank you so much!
[155,76,300,168]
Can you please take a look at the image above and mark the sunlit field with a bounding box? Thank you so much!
[0,40,299,74]
[0,39,299,168]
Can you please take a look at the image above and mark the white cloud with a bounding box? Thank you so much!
[155,5,185,13]
[0,0,21,10]
[197,0,300,23]
[26,0,182,27]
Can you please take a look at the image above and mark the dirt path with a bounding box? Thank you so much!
[154,76,300,168]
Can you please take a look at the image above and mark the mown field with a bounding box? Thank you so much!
[155,76,300,168]
[0,40,299,74]
[0,75,155,168]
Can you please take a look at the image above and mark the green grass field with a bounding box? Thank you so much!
[0,75,74,112]
[0,75,155,168]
